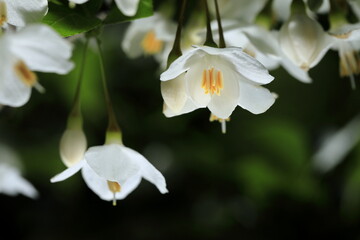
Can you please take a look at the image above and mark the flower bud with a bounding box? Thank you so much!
[279,14,332,70]
[59,118,87,168]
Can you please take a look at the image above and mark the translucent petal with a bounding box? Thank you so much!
[185,60,211,107]
[196,46,274,84]
[85,144,141,185]
[50,160,85,183]
[0,41,31,107]
[161,73,187,113]
[122,147,168,194]
[82,164,143,201]
[5,0,48,27]
[207,64,240,119]
[163,98,198,118]
[160,48,199,81]
[115,0,140,16]
[238,81,276,114]
[0,164,38,198]
[10,24,74,74]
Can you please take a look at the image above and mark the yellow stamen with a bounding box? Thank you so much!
[107,181,121,206]
[201,67,224,96]
[14,60,38,87]
[0,1,7,26]
[141,31,163,55]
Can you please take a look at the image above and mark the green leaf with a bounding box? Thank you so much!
[104,0,153,25]
[42,1,102,37]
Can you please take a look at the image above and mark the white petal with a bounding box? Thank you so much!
[81,163,113,200]
[115,0,140,16]
[0,165,38,198]
[85,144,141,185]
[70,0,89,4]
[10,24,74,74]
[160,48,199,81]
[5,0,48,27]
[272,0,292,21]
[161,73,187,113]
[281,54,312,83]
[82,164,143,201]
[50,159,85,183]
[122,147,168,194]
[185,60,211,107]
[238,81,276,114]
[207,64,240,119]
[163,98,198,117]
[0,40,31,107]
[197,46,274,84]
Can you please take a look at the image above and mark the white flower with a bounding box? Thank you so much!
[0,24,74,107]
[160,46,276,119]
[122,13,176,68]
[329,23,360,88]
[51,144,168,204]
[0,0,48,27]
[279,14,333,71]
[0,144,38,198]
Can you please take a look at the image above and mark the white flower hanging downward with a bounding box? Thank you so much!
[160,46,276,119]
[51,136,168,205]
[0,24,74,107]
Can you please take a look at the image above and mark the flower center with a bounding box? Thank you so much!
[14,60,38,87]
[0,1,7,26]
[141,31,163,54]
[201,67,224,96]
[107,181,121,206]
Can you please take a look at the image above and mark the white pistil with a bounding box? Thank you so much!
[210,113,230,134]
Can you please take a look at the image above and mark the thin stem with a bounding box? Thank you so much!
[96,38,121,133]
[69,38,89,118]
[214,0,225,48]
[204,0,217,47]
[167,0,187,67]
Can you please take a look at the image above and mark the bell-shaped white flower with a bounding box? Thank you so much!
[0,24,74,107]
[160,46,276,119]
[0,0,48,28]
[122,13,176,68]
[329,23,360,88]
[0,144,38,198]
[279,14,333,71]
[51,143,168,204]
